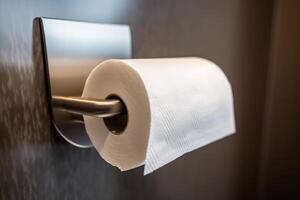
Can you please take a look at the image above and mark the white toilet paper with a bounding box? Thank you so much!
[82,57,235,175]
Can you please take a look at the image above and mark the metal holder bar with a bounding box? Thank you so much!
[52,96,123,118]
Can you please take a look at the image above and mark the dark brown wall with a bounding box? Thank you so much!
[258,1,300,199]
[0,0,273,199]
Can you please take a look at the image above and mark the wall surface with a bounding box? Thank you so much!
[0,0,273,199]
[258,1,300,199]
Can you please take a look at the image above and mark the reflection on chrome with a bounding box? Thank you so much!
[40,17,132,147]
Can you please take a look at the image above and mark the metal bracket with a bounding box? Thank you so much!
[39,17,132,148]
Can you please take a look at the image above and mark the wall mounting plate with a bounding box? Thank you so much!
[39,17,132,148]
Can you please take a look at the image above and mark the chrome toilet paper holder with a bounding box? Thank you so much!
[39,17,132,148]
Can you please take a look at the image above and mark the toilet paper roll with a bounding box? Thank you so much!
[82,57,235,175]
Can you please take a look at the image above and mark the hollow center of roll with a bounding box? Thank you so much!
[103,95,128,135]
